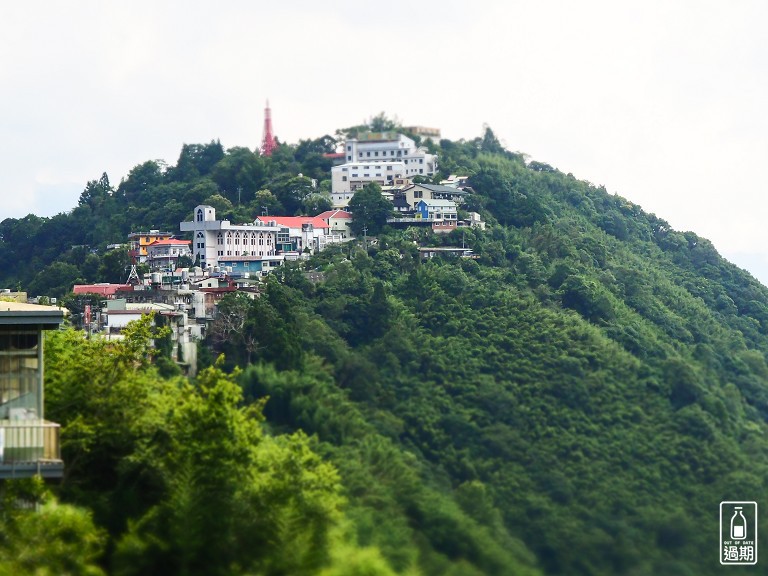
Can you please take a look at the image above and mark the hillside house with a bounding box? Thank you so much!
[146,238,192,271]
[128,230,174,264]
[416,199,458,234]
[316,210,353,239]
[404,183,467,207]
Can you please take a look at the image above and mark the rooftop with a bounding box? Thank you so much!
[0,301,65,327]
[409,183,468,195]
[148,238,191,246]
[316,210,352,220]
[256,216,330,229]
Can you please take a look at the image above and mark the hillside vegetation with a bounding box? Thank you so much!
[1,124,767,575]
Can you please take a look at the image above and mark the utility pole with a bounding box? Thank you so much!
[362,225,368,251]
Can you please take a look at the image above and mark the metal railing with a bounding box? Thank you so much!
[0,420,61,464]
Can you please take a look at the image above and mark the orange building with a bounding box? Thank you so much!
[128,230,173,263]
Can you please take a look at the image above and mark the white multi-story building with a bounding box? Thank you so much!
[331,132,438,207]
[180,205,283,270]
[331,161,408,207]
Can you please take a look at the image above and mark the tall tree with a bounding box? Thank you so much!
[347,183,393,236]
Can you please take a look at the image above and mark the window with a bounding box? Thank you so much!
[387,165,393,171]
[347,145,351,151]
[414,191,423,199]
[342,176,347,181]
[196,209,203,222]
[419,158,424,164]
[419,169,424,174]
[366,152,371,157]
[375,151,379,156]
[397,150,401,156]
[342,167,348,171]
[347,155,351,160]
[217,233,223,245]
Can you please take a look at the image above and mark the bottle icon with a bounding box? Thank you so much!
[731,507,747,540]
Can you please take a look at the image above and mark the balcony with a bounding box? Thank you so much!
[0,420,63,479]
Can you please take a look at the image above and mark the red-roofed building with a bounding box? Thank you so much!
[146,238,192,271]
[322,152,347,166]
[256,215,344,253]
[73,284,133,298]
[316,210,353,239]
[128,230,174,263]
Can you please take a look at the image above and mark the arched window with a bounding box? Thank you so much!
[196,209,203,222]
[217,232,223,245]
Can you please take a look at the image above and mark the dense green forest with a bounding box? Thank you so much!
[1,120,767,574]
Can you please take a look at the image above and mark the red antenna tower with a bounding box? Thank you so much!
[260,100,277,156]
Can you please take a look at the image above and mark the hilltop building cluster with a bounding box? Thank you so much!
[62,128,484,376]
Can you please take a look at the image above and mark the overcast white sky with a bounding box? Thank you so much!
[1,1,767,283]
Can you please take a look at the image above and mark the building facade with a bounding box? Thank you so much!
[255,216,345,253]
[146,239,192,271]
[330,132,438,206]
[180,205,283,270]
[316,210,353,239]
[0,302,65,479]
[128,230,174,263]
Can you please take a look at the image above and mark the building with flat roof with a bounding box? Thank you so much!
[331,132,438,207]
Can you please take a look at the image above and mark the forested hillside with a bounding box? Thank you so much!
[1,124,767,575]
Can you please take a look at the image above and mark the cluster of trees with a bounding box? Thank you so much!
[1,317,405,576]
[3,119,768,574]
